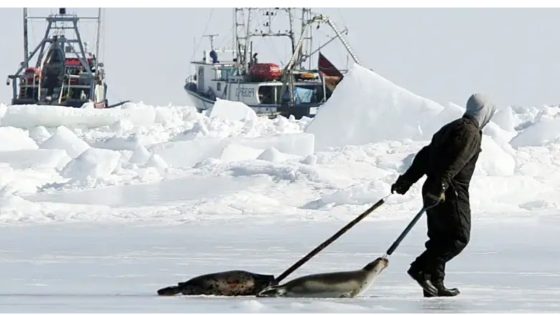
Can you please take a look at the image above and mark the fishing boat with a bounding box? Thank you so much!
[184,8,359,118]
[7,8,108,108]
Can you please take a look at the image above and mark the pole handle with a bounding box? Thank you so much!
[385,202,439,256]
[274,194,390,284]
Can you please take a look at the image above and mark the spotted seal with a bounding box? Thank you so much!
[257,257,388,298]
[157,270,275,296]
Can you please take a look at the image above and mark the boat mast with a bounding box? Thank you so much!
[280,13,316,106]
[306,9,313,70]
[244,9,252,73]
[288,9,295,55]
[234,8,255,73]
[234,8,247,71]
[95,8,101,72]
[23,8,29,68]
[300,8,313,70]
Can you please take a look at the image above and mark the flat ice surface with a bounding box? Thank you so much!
[27,175,264,208]
[1,218,558,312]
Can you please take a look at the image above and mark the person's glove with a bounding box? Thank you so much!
[391,176,412,195]
[424,180,447,206]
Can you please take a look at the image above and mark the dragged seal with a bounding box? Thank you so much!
[157,270,275,296]
[257,257,388,298]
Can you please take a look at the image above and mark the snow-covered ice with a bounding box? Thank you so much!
[0,64,558,312]
[209,98,258,122]
[1,219,559,312]
[306,64,443,150]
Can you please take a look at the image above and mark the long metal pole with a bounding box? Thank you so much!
[385,202,439,256]
[288,8,294,55]
[244,9,251,72]
[300,9,305,69]
[95,8,101,71]
[326,19,360,65]
[35,22,53,68]
[275,195,391,284]
[23,8,29,68]
[73,21,92,76]
[279,21,310,107]
[307,29,348,58]
[307,9,313,70]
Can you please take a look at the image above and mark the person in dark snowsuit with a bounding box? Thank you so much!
[391,93,496,297]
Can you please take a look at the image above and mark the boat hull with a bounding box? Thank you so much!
[185,88,319,119]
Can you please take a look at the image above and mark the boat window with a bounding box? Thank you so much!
[258,86,277,104]
[198,67,205,91]
[294,87,316,104]
[220,68,235,81]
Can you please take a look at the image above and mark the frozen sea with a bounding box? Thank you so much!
[1,64,560,312]
[1,216,559,312]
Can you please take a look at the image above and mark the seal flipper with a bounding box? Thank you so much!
[157,285,182,296]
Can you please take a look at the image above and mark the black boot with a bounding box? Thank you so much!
[407,267,438,297]
[423,280,460,297]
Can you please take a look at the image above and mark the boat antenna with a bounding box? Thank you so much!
[203,34,219,51]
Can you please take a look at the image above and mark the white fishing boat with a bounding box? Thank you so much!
[184,8,359,118]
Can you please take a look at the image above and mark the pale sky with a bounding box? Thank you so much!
[1,8,560,108]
